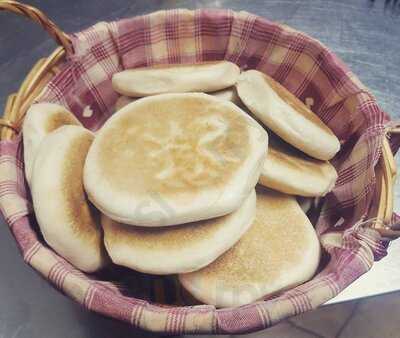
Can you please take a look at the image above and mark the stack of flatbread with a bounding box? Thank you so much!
[24,61,340,307]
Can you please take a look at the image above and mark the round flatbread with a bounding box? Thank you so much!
[31,125,108,272]
[23,103,81,185]
[115,87,242,112]
[112,61,240,97]
[84,93,268,227]
[102,189,256,275]
[179,187,321,308]
[236,70,340,161]
[259,135,337,196]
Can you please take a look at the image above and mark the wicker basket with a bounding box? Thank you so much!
[1,1,400,334]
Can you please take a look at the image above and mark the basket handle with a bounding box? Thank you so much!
[0,0,73,54]
[371,129,399,239]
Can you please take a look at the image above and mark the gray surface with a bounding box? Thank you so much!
[0,0,399,337]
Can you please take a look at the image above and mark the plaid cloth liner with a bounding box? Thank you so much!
[0,9,399,334]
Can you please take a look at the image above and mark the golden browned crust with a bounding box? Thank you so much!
[62,132,101,244]
[104,211,233,251]
[97,95,250,196]
[259,134,337,196]
[262,74,334,136]
[184,187,315,288]
[45,111,80,133]
[268,135,334,175]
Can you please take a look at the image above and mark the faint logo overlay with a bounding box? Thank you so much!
[178,275,262,307]
[133,191,177,225]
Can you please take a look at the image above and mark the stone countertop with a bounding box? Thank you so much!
[0,0,399,337]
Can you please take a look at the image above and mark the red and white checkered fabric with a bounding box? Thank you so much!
[0,9,399,334]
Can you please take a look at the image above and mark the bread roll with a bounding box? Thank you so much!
[84,93,268,227]
[179,187,320,308]
[115,87,241,112]
[23,103,81,185]
[102,190,255,275]
[236,70,340,160]
[259,135,337,196]
[112,61,240,97]
[31,125,108,272]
